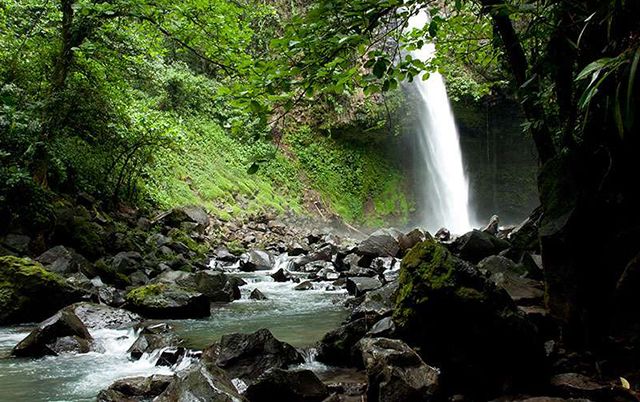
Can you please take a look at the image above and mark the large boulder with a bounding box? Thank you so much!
[239,250,273,271]
[316,317,373,367]
[110,251,143,275]
[128,323,181,360]
[0,256,84,324]
[212,328,304,383]
[292,244,335,268]
[350,281,398,321]
[12,309,92,357]
[346,277,383,297]
[478,256,544,306]
[154,270,239,302]
[394,239,546,398]
[244,369,329,402]
[357,229,403,258]
[97,375,173,402]
[36,245,91,275]
[452,229,510,263]
[159,205,210,233]
[357,337,439,402]
[156,362,246,402]
[125,283,210,319]
[64,302,141,330]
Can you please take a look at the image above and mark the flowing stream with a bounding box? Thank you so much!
[0,255,349,401]
[407,12,473,234]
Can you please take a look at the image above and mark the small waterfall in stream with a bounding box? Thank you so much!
[406,12,473,234]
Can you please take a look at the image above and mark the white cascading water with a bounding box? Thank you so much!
[406,12,472,234]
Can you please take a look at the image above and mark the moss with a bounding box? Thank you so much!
[91,259,131,288]
[126,283,166,305]
[455,286,485,301]
[394,240,456,327]
[0,256,66,285]
[168,228,208,258]
[226,240,246,256]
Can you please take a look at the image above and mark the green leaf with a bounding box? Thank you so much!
[247,162,259,175]
[372,59,387,79]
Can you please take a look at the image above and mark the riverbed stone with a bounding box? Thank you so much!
[244,369,329,402]
[357,229,403,258]
[97,374,173,402]
[64,302,141,330]
[156,362,245,402]
[250,288,268,300]
[295,280,314,291]
[271,268,290,282]
[125,283,210,319]
[316,317,372,367]
[12,308,92,357]
[240,250,273,271]
[0,256,84,325]
[350,281,398,321]
[36,245,91,275]
[452,229,511,263]
[346,277,382,297]
[213,328,304,383]
[357,337,440,402]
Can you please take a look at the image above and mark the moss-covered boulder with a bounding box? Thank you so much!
[0,256,84,324]
[394,240,546,399]
[125,283,210,319]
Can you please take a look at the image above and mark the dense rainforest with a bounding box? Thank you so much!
[0,0,639,401]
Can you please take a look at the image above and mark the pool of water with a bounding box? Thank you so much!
[0,263,349,401]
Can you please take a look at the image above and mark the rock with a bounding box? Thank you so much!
[549,373,614,400]
[293,244,335,268]
[98,285,126,307]
[509,206,543,251]
[295,281,314,291]
[130,270,149,286]
[157,347,186,367]
[125,283,210,319]
[398,228,426,255]
[12,309,92,357]
[156,362,246,402]
[147,233,171,248]
[482,215,500,235]
[1,234,31,254]
[213,328,304,383]
[250,288,268,300]
[271,268,290,282]
[111,251,143,275]
[0,256,84,325]
[351,281,398,321]
[357,229,403,257]
[394,239,545,398]
[240,250,273,271]
[452,229,511,263]
[36,245,90,275]
[479,256,544,305]
[161,205,210,233]
[367,317,396,337]
[97,375,173,402]
[128,324,180,360]
[215,247,238,262]
[370,257,398,273]
[64,302,141,330]
[194,270,236,302]
[336,253,372,272]
[316,318,371,367]
[435,228,451,241]
[357,337,439,402]
[245,369,329,402]
[346,277,382,297]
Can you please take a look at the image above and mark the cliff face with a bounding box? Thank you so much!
[453,98,539,226]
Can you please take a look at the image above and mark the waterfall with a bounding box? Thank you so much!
[406,12,472,234]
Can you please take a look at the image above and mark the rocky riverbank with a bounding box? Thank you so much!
[1,198,639,401]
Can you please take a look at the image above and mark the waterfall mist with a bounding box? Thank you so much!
[406,13,473,234]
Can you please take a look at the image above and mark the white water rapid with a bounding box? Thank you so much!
[407,12,473,234]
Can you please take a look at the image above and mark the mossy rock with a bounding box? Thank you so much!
[167,228,208,258]
[393,239,545,398]
[125,283,210,319]
[89,259,131,288]
[0,256,84,324]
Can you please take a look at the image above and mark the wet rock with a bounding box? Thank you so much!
[452,229,511,263]
[287,242,308,256]
[65,302,140,330]
[371,257,399,274]
[97,285,126,307]
[351,281,398,321]
[194,270,237,302]
[293,244,335,268]
[36,245,90,275]
[316,318,371,367]
[12,309,92,357]
[398,228,427,255]
[357,337,439,402]
[394,239,545,398]
[245,369,329,402]
[157,347,186,367]
[479,256,544,306]
[271,268,290,282]
[97,374,173,402]
[482,215,500,236]
[357,229,403,258]
[156,362,245,402]
[0,256,84,325]
[435,228,451,241]
[240,250,273,271]
[250,288,268,300]
[295,281,314,291]
[336,253,372,272]
[215,247,238,262]
[128,323,180,360]
[367,317,397,338]
[303,260,334,273]
[125,283,210,319]
[346,277,382,297]
[508,206,542,251]
[213,328,304,383]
